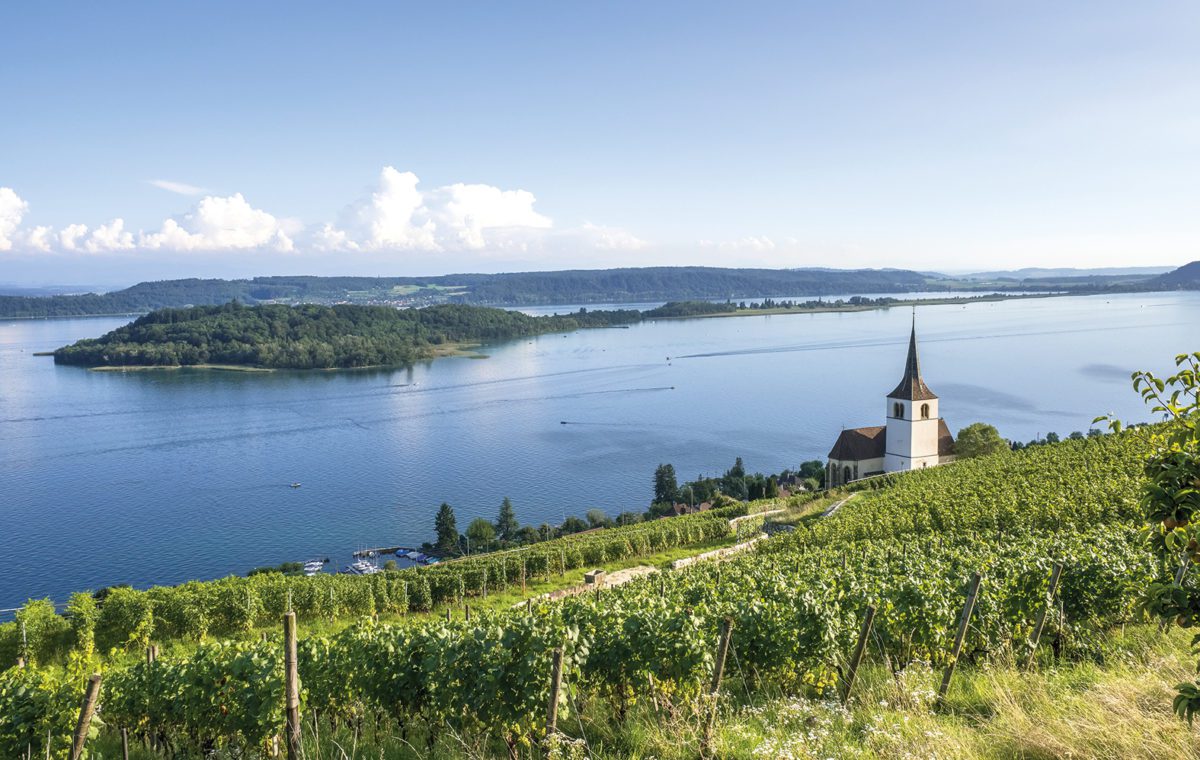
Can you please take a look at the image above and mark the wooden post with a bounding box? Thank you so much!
[526,598,533,615]
[445,607,452,623]
[701,617,735,758]
[521,561,527,595]
[545,647,565,737]
[937,572,982,707]
[121,728,130,760]
[464,603,471,622]
[1024,563,1064,670]
[283,612,301,760]
[841,605,876,705]
[146,644,159,751]
[68,673,102,760]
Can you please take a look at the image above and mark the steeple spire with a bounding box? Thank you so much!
[888,315,937,400]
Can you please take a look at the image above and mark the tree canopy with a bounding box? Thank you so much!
[955,422,1009,458]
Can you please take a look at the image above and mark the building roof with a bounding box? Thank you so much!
[828,420,956,461]
[828,425,886,460]
[936,418,955,456]
[888,320,938,401]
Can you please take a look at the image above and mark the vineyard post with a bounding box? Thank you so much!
[701,617,735,758]
[521,561,527,595]
[445,607,452,623]
[146,645,158,750]
[545,647,565,738]
[283,612,301,760]
[1024,562,1064,670]
[526,598,533,615]
[121,727,129,760]
[560,548,566,576]
[68,673,102,760]
[465,603,471,622]
[937,572,982,707]
[841,605,876,705]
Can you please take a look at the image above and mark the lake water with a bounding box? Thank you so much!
[2,291,1196,609]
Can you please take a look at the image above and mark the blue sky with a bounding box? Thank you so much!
[1,1,1198,285]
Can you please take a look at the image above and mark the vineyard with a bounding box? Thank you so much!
[0,430,1174,758]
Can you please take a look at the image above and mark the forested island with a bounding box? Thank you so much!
[52,302,641,369]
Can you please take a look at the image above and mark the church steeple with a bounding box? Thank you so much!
[888,316,937,401]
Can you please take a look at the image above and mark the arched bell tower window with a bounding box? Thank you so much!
[920,403,930,419]
[893,402,902,418]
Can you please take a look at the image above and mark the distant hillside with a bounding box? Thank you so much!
[0,267,937,318]
[1146,260,1200,289]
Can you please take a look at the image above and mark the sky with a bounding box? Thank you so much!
[1,1,1198,287]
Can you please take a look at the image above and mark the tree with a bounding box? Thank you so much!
[586,508,612,529]
[653,464,678,505]
[495,497,519,541]
[466,518,496,551]
[434,502,459,554]
[560,516,589,534]
[1045,431,1061,444]
[797,459,826,488]
[955,423,1008,459]
[615,511,643,526]
[515,526,541,545]
[1103,352,1200,722]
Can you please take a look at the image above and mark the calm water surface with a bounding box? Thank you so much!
[1,292,1196,608]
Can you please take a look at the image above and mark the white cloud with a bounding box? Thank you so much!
[352,167,438,250]
[425,182,552,249]
[0,168,643,260]
[148,179,207,196]
[577,222,648,251]
[59,224,89,251]
[141,193,293,252]
[0,187,29,251]
[86,219,136,251]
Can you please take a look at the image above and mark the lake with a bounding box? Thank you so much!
[1,291,1196,609]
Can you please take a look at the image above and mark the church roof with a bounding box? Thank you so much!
[828,425,886,460]
[936,418,955,456]
[888,320,938,401]
[828,420,956,461]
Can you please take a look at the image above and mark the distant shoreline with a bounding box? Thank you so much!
[68,342,486,373]
[651,291,1066,320]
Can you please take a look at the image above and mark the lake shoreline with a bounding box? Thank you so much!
[71,341,486,373]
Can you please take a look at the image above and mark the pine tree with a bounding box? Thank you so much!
[434,502,459,554]
[653,463,679,504]
[496,497,519,541]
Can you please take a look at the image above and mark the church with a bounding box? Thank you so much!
[826,321,955,487]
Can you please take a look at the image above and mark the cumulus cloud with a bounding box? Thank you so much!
[147,179,207,196]
[0,187,29,251]
[142,193,293,251]
[325,166,556,252]
[0,168,644,259]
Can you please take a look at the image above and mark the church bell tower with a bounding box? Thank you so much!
[884,318,942,472]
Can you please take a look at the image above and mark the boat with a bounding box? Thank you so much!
[345,559,381,575]
[290,483,302,488]
[303,559,326,576]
